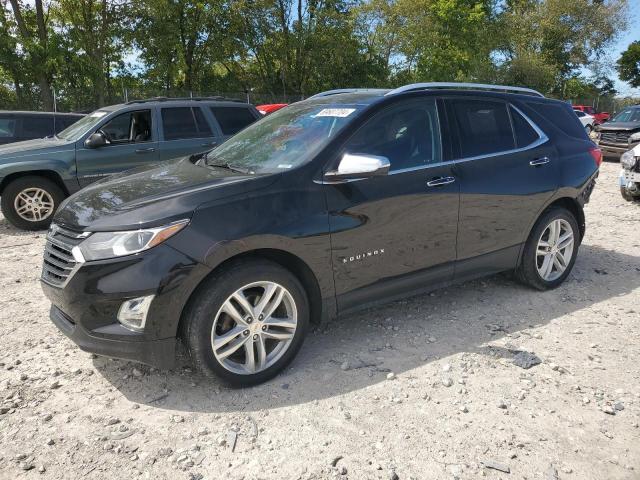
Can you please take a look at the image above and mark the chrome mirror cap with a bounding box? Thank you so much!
[324,153,390,182]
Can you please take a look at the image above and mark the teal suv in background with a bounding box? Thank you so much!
[0,97,260,230]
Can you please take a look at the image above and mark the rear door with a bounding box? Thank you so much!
[158,106,218,161]
[76,108,159,186]
[209,105,259,141]
[445,97,557,278]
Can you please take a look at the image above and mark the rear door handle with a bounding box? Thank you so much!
[427,176,456,187]
[135,147,155,154]
[201,141,217,147]
[529,156,550,166]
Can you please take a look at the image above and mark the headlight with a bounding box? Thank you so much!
[78,219,189,261]
[630,132,640,143]
[621,150,637,169]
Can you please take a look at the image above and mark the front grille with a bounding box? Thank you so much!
[41,225,87,287]
[600,131,631,145]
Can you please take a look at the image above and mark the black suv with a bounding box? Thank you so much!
[0,111,84,145]
[40,83,600,386]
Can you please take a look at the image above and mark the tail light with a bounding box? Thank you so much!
[589,147,602,168]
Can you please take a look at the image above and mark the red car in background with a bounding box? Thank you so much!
[256,103,288,115]
[573,105,610,125]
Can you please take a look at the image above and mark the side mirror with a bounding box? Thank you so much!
[324,153,390,182]
[85,132,108,148]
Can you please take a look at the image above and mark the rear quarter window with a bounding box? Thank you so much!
[21,116,54,138]
[526,102,588,140]
[210,107,257,135]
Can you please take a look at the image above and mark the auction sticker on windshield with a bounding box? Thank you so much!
[315,108,356,117]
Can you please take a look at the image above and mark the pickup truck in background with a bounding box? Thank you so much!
[0,97,260,230]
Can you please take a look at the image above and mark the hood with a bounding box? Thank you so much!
[0,137,74,159]
[54,157,278,231]
[597,121,640,132]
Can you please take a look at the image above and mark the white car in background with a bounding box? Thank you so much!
[573,109,595,133]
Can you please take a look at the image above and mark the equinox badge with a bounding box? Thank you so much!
[341,249,385,264]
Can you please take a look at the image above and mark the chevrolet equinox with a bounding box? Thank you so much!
[41,83,601,386]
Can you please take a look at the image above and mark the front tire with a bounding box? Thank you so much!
[517,207,580,290]
[1,176,65,230]
[620,186,640,202]
[183,259,309,387]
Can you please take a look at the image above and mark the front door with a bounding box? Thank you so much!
[76,108,158,187]
[324,98,460,312]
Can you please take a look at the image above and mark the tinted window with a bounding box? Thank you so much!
[510,107,540,148]
[210,107,257,135]
[0,117,16,138]
[344,99,441,171]
[162,107,212,140]
[528,102,588,139]
[55,116,82,133]
[449,99,514,158]
[21,116,53,138]
[574,110,585,118]
[100,110,152,143]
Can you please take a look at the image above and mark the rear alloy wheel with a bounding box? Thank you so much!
[1,176,65,230]
[535,218,574,282]
[184,260,309,386]
[517,207,580,290]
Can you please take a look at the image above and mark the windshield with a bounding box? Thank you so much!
[612,108,640,123]
[205,101,366,173]
[57,110,110,141]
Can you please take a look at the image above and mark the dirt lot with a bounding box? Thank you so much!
[0,161,638,480]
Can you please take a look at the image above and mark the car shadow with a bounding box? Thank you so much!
[0,215,49,238]
[91,243,639,413]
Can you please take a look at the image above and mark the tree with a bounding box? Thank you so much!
[6,0,56,110]
[617,41,640,89]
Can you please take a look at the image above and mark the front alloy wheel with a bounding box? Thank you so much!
[212,281,298,375]
[13,187,55,222]
[184,259,309,386]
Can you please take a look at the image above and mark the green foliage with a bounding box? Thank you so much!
[617,41,640,88]
[0,0,631,111]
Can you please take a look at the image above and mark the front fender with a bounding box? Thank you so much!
[0,157,79,192]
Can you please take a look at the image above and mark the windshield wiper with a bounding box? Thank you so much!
[206,161,252,174]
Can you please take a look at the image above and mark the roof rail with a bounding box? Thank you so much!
[385,82,544,98]
[125,96,245,105]
[309,88,389,99]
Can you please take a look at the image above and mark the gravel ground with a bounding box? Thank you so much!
[0,161,639,480]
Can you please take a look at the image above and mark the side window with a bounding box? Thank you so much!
[100,110,152,144]
[21,116,54,138]
[0,117,16,138]
[448,99,514,158]
[162,107,212,140]
[510,107,540,148]
[210,107,257,135]
[574,110,585,117]
[343,99,441,171]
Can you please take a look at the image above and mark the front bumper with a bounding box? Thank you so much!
[41,243,211,369]
[598,141,640,157]
[50,305,177,368]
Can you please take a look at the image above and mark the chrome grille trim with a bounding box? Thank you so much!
[41,224,87,288]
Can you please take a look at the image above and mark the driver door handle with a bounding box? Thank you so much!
[529,156,550,166]
[427,176,456,187]
[135,147,155,154]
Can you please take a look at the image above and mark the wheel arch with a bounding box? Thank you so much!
[0,170,70,196]
[177,248,326,340]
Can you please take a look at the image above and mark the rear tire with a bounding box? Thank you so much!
[183,259,309,387]
[517,207,580,290]
[1,176,65,231]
